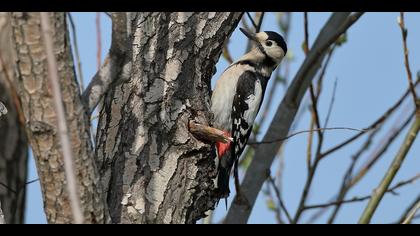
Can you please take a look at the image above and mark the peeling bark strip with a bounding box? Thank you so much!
[0,12,28,224]
[10,12,108,223]
[95,12,242,224]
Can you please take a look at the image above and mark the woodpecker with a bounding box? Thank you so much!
[211,28,287,199]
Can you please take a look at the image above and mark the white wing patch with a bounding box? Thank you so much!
[0,102,7,117]
[243,79,263,127]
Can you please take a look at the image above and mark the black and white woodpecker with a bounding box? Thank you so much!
[211,28,287,198]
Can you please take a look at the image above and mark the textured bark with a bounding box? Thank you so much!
[10,12,108,224]
[95,12,242,224]
[0,12,28,224]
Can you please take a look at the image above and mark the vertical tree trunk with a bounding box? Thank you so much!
[0,12,28,224]
[95,12,242,224]
[10,12,108,224]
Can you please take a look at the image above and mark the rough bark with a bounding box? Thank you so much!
[0,12,28,224]
[10,12,108,224]
[95,12,242,224]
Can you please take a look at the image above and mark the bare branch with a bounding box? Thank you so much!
[224,12,364,224]
[67,13,84,93]
[324,77,338,128]
[245,12,265,52]
[248,127,367,145]
[40,12,84,224]
[96,12,102,70]
[245,12,258,30]
[320,77,420,159]
[304,173,420,210]
[398,194,420,224]
[322,108,416,224]
[398,12,419,110]
[359,115,420,224]
[402,201,420,224]
[82,13,130,115]
[349,110,415,187]
[267,176,293,223]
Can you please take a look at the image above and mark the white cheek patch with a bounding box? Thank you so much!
[265,46,285,62]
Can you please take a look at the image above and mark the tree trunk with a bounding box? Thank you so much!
[10,12,108,224]
[95,12,242,224]
[0,12,28,224]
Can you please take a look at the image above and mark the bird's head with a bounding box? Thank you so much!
[240,27,287,67]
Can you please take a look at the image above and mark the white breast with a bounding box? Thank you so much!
[211,64,255,131]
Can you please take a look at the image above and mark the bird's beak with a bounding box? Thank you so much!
[239,27,258,42]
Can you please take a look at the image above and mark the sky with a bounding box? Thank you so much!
[24,12,420,224]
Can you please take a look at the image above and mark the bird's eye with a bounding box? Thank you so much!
[265,41,273,47]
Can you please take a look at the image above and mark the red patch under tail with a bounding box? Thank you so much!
[216,131,231,159]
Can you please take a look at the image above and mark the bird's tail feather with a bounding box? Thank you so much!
[217,165,231,198]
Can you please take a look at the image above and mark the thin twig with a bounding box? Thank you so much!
[240,17,252,36]
[398,12,419,110]
[398,194,420,224]
[245,12,258,29]
[248,127,366,145]
[82,13,129,115]
[320,77,420,159]
[303,12,316,170]
[96,12,102,70]
[303,12,310,54]
[325,120,383,223]
[350,110,415,187]
[295,14,364,224]
[0,178,40,195]
[40,12,84,224]
[267,176,293,223]
[359,116,420,224]
[402,202,420,224]
[245,12,265,52]
[322,108,415,224]
[265,185,284,224]
[304,173,420,210]
[67,13,84,93]
[324,77,338,128]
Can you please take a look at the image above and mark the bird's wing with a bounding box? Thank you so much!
[231,71,264,161]
[0,102,7,117]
